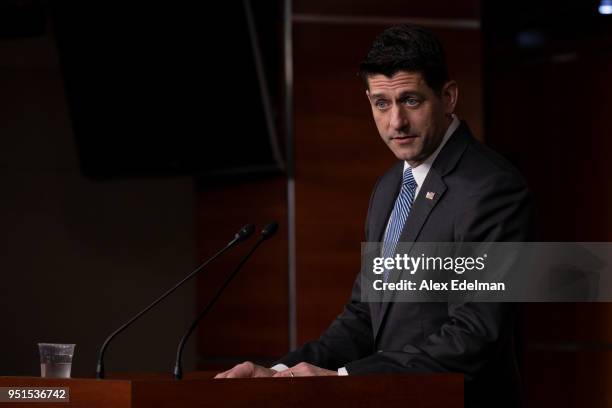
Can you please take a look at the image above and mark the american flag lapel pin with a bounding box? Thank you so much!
[426,191,436,200]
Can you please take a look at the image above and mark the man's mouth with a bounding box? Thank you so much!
[391,134,418,144]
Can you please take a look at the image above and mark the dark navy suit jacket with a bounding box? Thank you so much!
[277,122,533,408]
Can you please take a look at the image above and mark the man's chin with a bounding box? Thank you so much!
[391,150,419,163]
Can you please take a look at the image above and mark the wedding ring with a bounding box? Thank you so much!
[289,369,295,377]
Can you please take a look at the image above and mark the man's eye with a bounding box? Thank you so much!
[403,98,420,106]
[375,100,389,109]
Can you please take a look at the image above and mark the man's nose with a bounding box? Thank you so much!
[389,104,408,132]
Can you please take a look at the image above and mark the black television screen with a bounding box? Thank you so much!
[51,1,284,179]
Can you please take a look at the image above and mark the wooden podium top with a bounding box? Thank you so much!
[0,372,463,408]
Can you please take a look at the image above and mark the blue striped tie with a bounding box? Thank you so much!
[382,168,417,282]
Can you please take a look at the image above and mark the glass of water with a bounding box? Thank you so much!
[38,343,75,378]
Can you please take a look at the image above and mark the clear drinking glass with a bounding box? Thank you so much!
[38,343,75,378]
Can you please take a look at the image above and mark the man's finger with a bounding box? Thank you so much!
[293,367,314,376]
[226,367,244,378]
[273,364,312,377]
[272,369,291,378]
[215,362,247,379]
[214,369,230,379]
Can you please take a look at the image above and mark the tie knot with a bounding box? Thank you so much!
[403,168,417,188]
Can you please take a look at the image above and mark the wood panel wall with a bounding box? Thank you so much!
[195,178,288,368]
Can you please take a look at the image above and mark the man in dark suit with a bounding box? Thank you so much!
[215,24,531,408]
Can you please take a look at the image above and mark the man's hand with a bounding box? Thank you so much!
[273,362,337,377]
[214,361,276,378]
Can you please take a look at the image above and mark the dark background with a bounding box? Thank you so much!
[1,0,611,406]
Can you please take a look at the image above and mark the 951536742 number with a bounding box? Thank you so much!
[0,387,69,402]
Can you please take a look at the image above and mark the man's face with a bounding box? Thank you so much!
[366,71,456,167]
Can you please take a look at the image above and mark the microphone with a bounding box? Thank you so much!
[95,224,255,379]
[172,221,279,379]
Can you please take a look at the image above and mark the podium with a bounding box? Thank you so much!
[0,372,463,407]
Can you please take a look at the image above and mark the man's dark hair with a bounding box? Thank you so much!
[359,24,449,94]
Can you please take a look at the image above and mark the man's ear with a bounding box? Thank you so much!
[441,80,458,114]
[365,89,370,101]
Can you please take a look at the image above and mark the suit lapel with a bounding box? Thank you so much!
[399,172,447,243]
[374,172,447,338]
[368,163,402,327]
[373,121,472,341]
